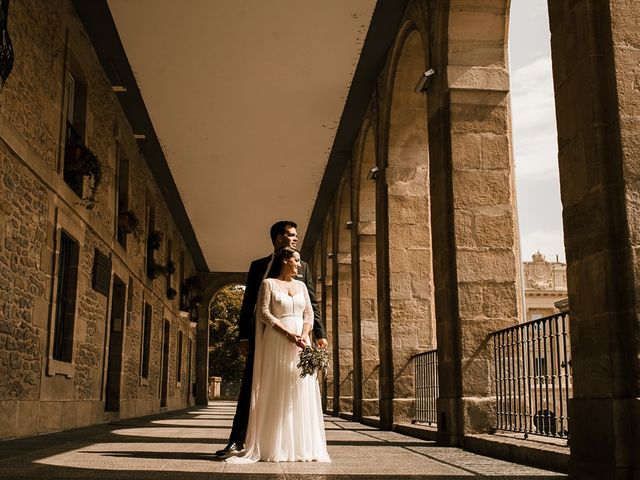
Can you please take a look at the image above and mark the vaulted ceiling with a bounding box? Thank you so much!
[104,0,377,271]
[72,1,410,271]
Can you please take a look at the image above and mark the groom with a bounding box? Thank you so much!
[215,220,327,457]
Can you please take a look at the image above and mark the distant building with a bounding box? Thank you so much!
[523,252,568,321]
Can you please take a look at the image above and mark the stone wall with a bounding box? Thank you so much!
[0,0,199,439]
[0,142,48,402]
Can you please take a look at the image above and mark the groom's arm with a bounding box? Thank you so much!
[301,261,326,341]
[238,259,262,343]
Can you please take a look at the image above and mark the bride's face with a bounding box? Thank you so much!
[283,252,301,276]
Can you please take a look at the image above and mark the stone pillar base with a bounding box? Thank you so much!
[339,396,353,413]
[462,396,496,435]
[361,398,379,417]
[436,397,461,446]
[392,397,414,424]
[568,397,639,480]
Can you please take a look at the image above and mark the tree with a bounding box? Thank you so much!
[208,284,245,381]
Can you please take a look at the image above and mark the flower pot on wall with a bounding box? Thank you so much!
[148,230,163,250]
[117,210,142,240]
[147,262,165,279]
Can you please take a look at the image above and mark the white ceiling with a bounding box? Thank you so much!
[107,0,376,272]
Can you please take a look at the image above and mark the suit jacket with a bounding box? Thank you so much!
[238,254,326,342]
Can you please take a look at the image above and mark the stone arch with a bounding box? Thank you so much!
[335,174,353,414]
[207,282,247,397]
[352,121,379,419]
[378,22,436,424]
[195,272,248,405]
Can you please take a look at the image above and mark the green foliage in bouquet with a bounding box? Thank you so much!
[297,345,330,378]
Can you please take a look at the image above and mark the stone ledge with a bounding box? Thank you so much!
[464,433,569,474]
[394,421,438,441]
[361,415,381,428]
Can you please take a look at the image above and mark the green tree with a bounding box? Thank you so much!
[208,284,245,381]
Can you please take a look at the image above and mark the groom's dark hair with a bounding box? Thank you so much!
[270,220,297,245]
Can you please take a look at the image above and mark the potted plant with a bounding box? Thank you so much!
[165,260,176,275]
[148,230,163,250]
[64,143,103,209]
[117,210,142,239]
[147,261,166,279]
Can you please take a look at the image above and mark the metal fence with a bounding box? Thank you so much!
[414,349,438,425]
[492,312,572,439]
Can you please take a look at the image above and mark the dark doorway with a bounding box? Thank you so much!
[105,275,126,412]
[160,319,170,408]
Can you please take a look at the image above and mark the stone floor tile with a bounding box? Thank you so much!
[0,401,568,479]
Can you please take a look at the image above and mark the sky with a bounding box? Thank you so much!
[509,1,566,263]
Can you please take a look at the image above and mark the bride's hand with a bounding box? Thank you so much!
[300,333,310,347]
[285,331,301,345]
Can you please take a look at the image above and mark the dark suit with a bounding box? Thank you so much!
[227,254,325,444]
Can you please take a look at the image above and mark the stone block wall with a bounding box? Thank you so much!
[0,0,198,440]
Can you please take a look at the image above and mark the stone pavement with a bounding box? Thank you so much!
[0,401,567,479]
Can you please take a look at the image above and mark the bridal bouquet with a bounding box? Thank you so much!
[297,345,330,378]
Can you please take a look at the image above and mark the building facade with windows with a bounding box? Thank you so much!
[0,1,202,439]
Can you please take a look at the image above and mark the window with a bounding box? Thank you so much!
[62,67,88,198]
[533,357,547,377]
[179,251,187,311]
[116,152,130,247]
[166,237,174,295]
[53,230,80,362]
[145,204,156,279]
[176,330,183,384]
[141,302,152,379]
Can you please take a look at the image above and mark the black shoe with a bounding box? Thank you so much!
[215,442,245,457]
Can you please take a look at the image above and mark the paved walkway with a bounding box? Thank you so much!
[0,401,566,479]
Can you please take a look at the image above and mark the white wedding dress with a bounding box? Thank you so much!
[227,278,330,463]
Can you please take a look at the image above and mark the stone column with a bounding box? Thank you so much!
[357,225,379,418]
[195,301,209,406]
[355,127,379,419]
[322,215,338,415]
[433,76,521,446]
[547,2,640,478]
[337,181,354,414]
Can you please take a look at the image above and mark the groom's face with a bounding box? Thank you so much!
[276,226,298,250]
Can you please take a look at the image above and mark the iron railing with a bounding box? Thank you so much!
[492,312,572,440]
[413,349,438,425]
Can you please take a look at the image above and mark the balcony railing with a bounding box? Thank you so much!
[492,312,572,440]
[413,349,438,425]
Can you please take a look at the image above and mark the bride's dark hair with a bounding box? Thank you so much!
[269,246,298,278]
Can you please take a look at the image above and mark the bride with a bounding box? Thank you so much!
[227,246,330,463]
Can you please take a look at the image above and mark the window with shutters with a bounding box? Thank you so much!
[52,230,80,363]
[141,302,152,380]
[176,330,183,385]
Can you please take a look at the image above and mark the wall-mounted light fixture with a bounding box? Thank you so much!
[415,68,436,93]
[345,220,353,230]
[327,252,334,259]
[367,166,379,181]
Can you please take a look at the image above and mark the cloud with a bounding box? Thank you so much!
[511,56,559,180]
[510,54,565,262]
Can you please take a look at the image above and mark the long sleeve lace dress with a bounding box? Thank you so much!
[226,278,330,463]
